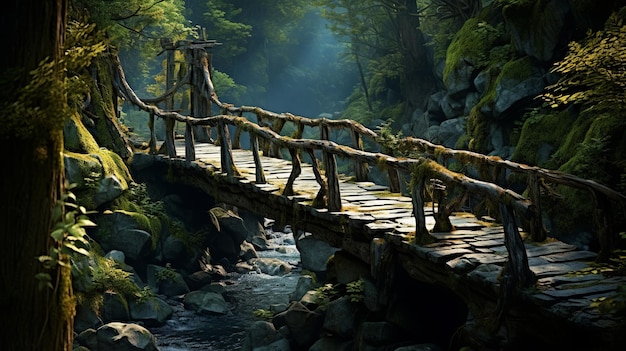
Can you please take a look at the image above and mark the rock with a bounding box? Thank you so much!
[185,270,213,290]
[253,338,291,351]
[298,290,320,310]
[323,296,356,338]
[250,258,292,276]
[394,344,444,351]
[183,290,229,315]
[273,302,324,349]
[290,275,316,302]
[75,328,98,351]
[359,321,400,346]
[93,175,125,207]
[199,282,227,295]
[129,152,154,171]
[329,251,370,285]
[101,291,130,323]
[240,240,259,261]
[74,303,102,333]
[240,321,279,351]
[437,117,467,148]
[309,336,352,351]
[296,236,340,272]
[146,264,190,297]
[105,250,126,263]
[96,322,158,351]
[210,206,250,244]
[93,211,153,262]
[444,58,475,96]
[439,93,464,119]
[362,278,381,313]
[129,296,173,326]
[492,58,546,119]
[161,234,186,263]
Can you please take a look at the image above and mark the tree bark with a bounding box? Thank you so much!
[0,1,73,350]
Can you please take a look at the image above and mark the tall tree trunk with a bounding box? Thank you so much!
[0,1,73,350]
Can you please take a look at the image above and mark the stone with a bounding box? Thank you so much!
[128,296,173,326]
[146,264,190,297]
[183,290,229,315]
[75,328,98,351]
[93,211,153,262]
[296,235,340,272]
[437,117,467,148]
[93,175,125,207]
[240,240,259,261]
[96,322,158,351]
[493,69,546,119]
[105,250,126,263]
[444,58,475,96]
[309,336,352,351]
[330,251,370,285]
[273,302,324,349]
[439,93,464,119]
[394,344,444,351]
[254,338,291,351]
[359,321,400,345]
[240,321,279,351]
[74,303,102,333]
[161,234,186,262]
[250,258,292,276]
[290,275,316,302]
[299,290,320,310]
[323,296,357,338]
[185,270,213,290]
[101,291,130,323]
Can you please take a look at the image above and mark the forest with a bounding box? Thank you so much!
[1,0,626,350]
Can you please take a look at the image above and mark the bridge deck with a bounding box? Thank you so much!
[159,141,625,344]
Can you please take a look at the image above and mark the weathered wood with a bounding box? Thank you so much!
[324,150,341,211]
[592,191,613,263]
[384,146,401,193]
[351,129,369,182]
[148,111,157,154]
[411,177,435,245]
[250,134,266,184]
[527,173,546,241]
[499,202,536,290]
[164,47,177,158]
[307,149,328,208]
[283,148,301,196]
[184,122,195,163]
[218,120,238,179]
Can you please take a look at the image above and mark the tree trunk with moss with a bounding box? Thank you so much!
[0,1,74,350]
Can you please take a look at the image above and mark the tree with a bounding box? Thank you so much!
[0,1,74,350]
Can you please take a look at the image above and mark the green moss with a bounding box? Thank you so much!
[467,105,491,152]
[443,18,504,84]
[511,109,573,166]
[116,210,152,233]
[64,112,100,153]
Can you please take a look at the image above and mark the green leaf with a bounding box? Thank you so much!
[50,228,66,242]
[63,242,90,256]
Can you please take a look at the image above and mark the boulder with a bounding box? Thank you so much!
[93,175,125,207]
[296,235,340,272]
[183,290,229,315]
[185,270,213,290]
[240,321,279,351]
[101,291,130,323]
[359,321,400,346]
[96,322,158,351]
[492,58,546,119]
[323,296,356,338]
[272,302,324,350]
[75,328,98,351]
[93,211,153,262]
[240,240,259,261]
[439,93,464,120]
[146,264,190,297]
[252,338,291,351]
[161,234,186,262]
[290,275,316,302]
[129,296,173,326]
[443,58,475,96]
[309,336,352,351]
[437,117,467,148]
[105,250,126,263]
[74,302,102,333]
[249,258,292,276]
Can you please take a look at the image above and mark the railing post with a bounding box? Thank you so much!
[499,202,536,290]
[527,173,546,241]
[250,133,266,184]
[148,111,157,155]
[270,118,286,158]
[351,129,369,182]
[164,117,177,158]
[324,149,341,211]
[164,41,177,158]
[307,149,328,208]
[384,146,401,193]
[283,148,301,196]
[412,175,435,245]
[184,122,195,162]
[218,120,239,179]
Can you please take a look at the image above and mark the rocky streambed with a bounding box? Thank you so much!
[153,228,302,351]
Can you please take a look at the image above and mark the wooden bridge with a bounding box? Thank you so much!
[113,42,626,349]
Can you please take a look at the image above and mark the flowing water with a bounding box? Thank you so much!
[152,229,301,351]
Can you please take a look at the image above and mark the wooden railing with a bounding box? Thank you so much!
[113,53,625,297]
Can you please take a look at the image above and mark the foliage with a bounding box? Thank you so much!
[155,263,178,283]
[1,20,106,140]
[313,283,340,310]
[541,12,626,112]
[346,278,365,303]
[253,309,274,320]
[36,185,95,291]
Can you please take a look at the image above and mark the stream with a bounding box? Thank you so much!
[152,227,302,351]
